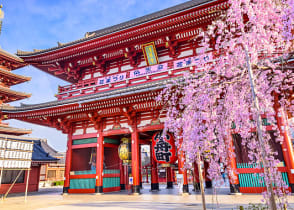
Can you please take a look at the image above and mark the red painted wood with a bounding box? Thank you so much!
[103,186,121,193]
[120,160,125,186]
[204,162,211,184]
[64,132,73,188]
[104,143,119,148]
[228,133,240,185]
[150,144,159,184]
[237,167,287,174]
[274,97,294,186]
[167,167,173,183]
[239,187,292,193]
[68,189,95,194]
[193,162,200,183]
[102,128,130,136]
[72,143,96,149]
[139,139,150,145]
[103,173,120,178]
[139,146,142,184]
[104,147,120,169]
[0,166,40,194]
[71,148,92,171]
[137,124,164,132]
[131,125,140,187]
[178,143,188,185]
[72,133,97,140]
[70,174,96,179]
[96,133,104,188]
[70,173,120,179]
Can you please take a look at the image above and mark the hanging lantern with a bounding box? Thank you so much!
[152,131,177,165]
[118,137,131,164]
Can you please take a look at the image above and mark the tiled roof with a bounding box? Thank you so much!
[0,134,58,163]
[0,86,31,98]
[31,140,59,162]
[0,68,31,83]
[17,0,215,56]
[0,124,32,135]
[40,139,65,164]
[86,0,213,37]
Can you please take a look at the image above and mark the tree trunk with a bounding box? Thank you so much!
[197,152,206,210]
[245,49,277,210]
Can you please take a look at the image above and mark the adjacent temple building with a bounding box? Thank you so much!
[0,49,31,135]
[1,0,294,194]
[0,49,58,194]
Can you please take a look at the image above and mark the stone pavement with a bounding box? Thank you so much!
[1,184,294,210]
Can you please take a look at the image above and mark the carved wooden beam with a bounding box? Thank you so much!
[88,112,103,130]
[121,106,137,126]
[124,47,141,67]
[165,36,179,58]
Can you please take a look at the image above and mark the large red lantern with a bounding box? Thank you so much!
[152,131,177,164]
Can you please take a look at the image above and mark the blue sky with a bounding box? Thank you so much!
[1,0,188,151]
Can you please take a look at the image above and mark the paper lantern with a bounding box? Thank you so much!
[152,131,177,165]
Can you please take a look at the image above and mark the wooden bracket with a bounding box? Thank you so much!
[88,112,103,131]
[124,47,141,67]
[165,36,179,58]
[121,106,137,126]
[45,117,71,134]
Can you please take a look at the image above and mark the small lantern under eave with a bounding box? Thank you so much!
[152,131,177,166]
[118,137,131,165]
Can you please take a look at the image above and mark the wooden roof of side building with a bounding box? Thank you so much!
[0,49,26,70]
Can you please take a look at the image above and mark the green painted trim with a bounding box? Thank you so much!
[70,178,96,189]
[103,177,120,188]
[104,138,120,145]
[72,138,97,145]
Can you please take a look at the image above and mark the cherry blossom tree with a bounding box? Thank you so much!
[159,0,294,209]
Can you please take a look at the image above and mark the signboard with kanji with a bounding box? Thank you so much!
[0,138,33,169]
[141,42,159,66]
[152,131,177,164]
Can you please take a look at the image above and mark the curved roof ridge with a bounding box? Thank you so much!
[16,0,216,57]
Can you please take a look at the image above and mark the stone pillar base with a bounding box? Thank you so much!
[205,181,212,188]
[167,181,173,189]
[151,183,159,191]
[230,184,240,194]
[63,187,69,194]
[193,182,200,191]
[183,184,189,193]
[132,185,141,194]
[95,186,103,194]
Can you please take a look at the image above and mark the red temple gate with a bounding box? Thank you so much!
[1,0,294,195]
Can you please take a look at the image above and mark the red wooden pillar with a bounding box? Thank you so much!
[139,145,142,188]
[124,165,129,190]
[166,167,173,189]
[120,159,125,190]
[96,131,104,194]
[178,148,189,193]
[274,97,294,192]
[193,162,200,191]
[131,124,140,194]
[204,161,212,188]
[228,133,240,193]
[63,129,73,194]
[150,144,159,191]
